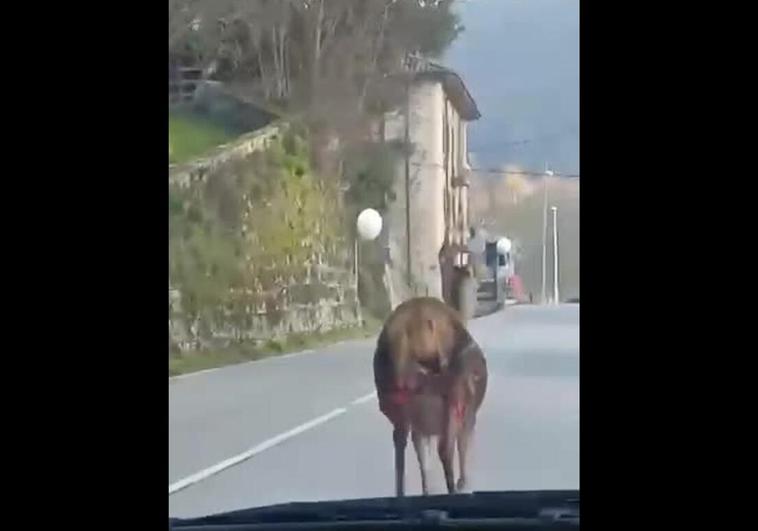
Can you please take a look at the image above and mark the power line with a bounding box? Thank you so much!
[472,128,578,150]
[469,167,580,179]
[408,161,579,179]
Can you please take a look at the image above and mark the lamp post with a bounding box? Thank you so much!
[497,236,512,306]
[356,208,383,300]
[541,168,554,304]
[551,206,559,304]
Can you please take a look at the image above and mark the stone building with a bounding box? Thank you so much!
[379,58,481,309]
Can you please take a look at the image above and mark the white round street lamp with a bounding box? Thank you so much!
[356,208,383,241]
[496,237,512,255]
[354,209,383,309]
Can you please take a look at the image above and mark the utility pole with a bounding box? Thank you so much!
[551,206,559,304]
[541,166,553,304]
[354,237,359,294]
[404,73,412,288]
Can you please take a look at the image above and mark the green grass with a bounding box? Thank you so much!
[169,316,383,377]
[169,111,239,164]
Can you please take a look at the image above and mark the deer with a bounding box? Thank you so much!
[373,297,488,496]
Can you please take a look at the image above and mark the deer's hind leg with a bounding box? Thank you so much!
[456,414,476,493]
[411,430,432,495]
[393,424,409,497]
[438,433,457,494]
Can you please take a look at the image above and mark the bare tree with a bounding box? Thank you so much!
[170,0,461,108]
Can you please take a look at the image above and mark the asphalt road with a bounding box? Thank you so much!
[169,304,579,518]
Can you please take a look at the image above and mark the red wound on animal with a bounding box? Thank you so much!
[452,401,465,421]
[390,389,410,405]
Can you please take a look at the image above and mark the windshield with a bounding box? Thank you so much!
[169,0,579,519]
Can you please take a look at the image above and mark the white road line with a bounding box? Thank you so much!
[169,389,377,495]
[169,349,316,382]
[260,349,315,363]
[351,391,377,405]
[168,334,379,382]
[169,406,347,495]
[169,366,225,381]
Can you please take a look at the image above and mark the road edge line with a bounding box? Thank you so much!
[168,406,347,495]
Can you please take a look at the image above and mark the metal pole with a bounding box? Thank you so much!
[404,75,412,287]
[354,237,359,295]
[540,171,549,303]
[551,206,559,304]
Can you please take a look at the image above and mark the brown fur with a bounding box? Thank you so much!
[373,297,488,496]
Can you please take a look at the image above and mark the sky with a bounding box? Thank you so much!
[444,0,579,175]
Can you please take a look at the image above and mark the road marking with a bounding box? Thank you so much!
[350,391,377,405]
[168,389,377,495]
[260,349,315,363]
[169,366,225,381]
[168,333,378,382]
[169,349,316,382]
[169,406,348,495]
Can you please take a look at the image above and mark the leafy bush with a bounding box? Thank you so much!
[169,128,345,334]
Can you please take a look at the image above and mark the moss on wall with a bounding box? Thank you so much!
[169,124,356,349]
